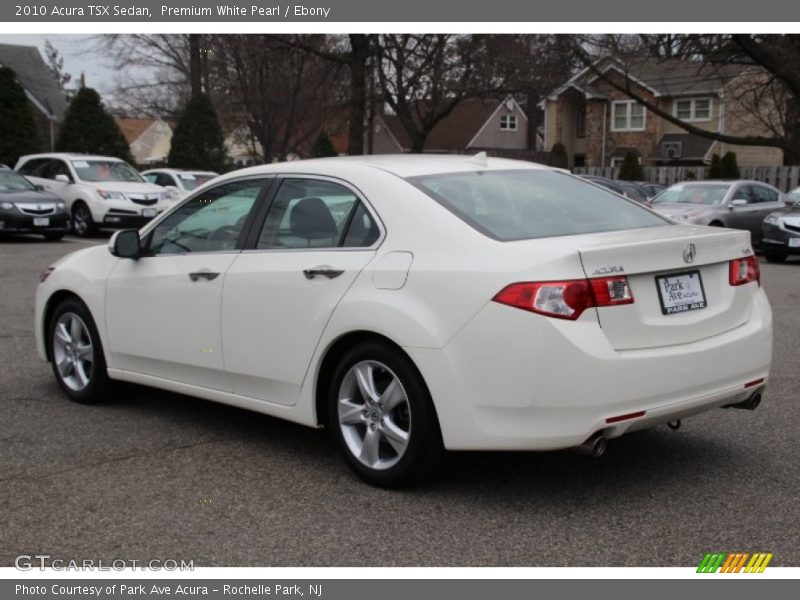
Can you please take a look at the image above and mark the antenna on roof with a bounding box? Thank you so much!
[468,151,488,167]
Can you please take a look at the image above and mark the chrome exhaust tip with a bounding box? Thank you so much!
[723,392,762,411]
[575,432,607,458]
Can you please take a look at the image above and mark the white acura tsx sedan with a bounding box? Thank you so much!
[35,155,772,487]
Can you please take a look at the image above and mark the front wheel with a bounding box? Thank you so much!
[49,298,113,404]
[71,203,95,237]
[328,341,443,488]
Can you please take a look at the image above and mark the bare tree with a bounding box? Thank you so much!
[376,34,489,152]
[212,35,346,163]
[43,40,72,91]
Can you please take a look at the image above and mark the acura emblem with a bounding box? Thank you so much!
[683,243,696,264]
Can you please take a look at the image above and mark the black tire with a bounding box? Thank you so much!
[48,298,114,404]
[764,251,788,263]
[71,202,95,237]
[328,341,443,488]
[43,232,65,241]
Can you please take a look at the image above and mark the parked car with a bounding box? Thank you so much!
[578,175,650,205]
[0,166,69,240]
[651,180,787,245]
[761,192,800,262]
[35,155,771,487]
[16,153,171,237]
[141,168,219,201]
[636,182,667,199]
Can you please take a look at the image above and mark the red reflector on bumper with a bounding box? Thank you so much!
[605,411,646,424]
[744,378,765,389]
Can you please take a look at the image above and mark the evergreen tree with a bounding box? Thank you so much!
[707,154,722,179]
[550,143,569,169]
[0,66,40,167]
[56,87,133,163]
[168,93,228,172]
[617,151,644,181]
[310,131,338,158]
[720,151,741,179]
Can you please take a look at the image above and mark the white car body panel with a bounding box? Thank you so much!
[35,155,773,452]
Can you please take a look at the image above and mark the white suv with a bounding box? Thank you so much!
[15,153,170,237]
[141,168,219,201]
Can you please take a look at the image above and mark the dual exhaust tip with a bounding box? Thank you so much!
[576,391,763,457]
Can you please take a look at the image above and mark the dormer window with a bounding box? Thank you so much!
[500,114,517,131]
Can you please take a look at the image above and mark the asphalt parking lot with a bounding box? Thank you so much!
[1,233,799,567]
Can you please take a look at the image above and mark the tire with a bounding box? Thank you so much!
[764,251,788,263]
[328,341,443,488]
[71,202,95,237]
[43,232,65,241]
[48,298,113,404]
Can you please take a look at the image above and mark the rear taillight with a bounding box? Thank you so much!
[729,256,760,287]
[493,276,634,320]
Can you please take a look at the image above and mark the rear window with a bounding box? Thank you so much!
[408,170,669,241]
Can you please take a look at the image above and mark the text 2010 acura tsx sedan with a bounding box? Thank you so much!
[35,155,772,487]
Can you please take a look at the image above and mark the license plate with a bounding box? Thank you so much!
[33,217,50,227]
[142,208,156,218]
[655,270,707,315]
[789,238,800,248]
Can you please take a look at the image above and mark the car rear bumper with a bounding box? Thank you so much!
[0,211,69,233]
[407,288,772,451]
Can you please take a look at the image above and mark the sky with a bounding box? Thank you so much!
[0,34,119,94]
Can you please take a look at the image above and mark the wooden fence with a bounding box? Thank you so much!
[572,166,800,193]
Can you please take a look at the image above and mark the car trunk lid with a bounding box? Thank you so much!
[577,225,755,350]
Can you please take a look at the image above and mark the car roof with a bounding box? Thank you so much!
[19,153,127,162]
[217,154,552,182]
[667,180,768,186]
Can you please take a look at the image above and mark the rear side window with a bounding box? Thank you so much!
[17,158,50,177]
[408,170,669,241]
[257,178,379,249]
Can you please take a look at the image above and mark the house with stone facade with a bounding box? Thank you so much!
[542,56,784,169]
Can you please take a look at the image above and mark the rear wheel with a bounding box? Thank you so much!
[71,202,95,237]
[764,251,788,263]
[49,298,113,404]
[328,341,442,488]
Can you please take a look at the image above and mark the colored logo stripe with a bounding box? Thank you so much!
[697,552,773,573]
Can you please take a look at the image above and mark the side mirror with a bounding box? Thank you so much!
[109,229,142,259]
[731,198,748,207]
[34,184,44,191]
[55,174,71,184]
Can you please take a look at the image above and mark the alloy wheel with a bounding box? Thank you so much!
[337,360,411,470]
[72,206,90,236]
[52,312,94,391]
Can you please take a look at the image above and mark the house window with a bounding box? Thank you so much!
[500,114,517,131]
[611,100,645,132]
[674,98,712,122]
[576,105,587,138]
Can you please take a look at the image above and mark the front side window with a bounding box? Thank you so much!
[653,184,732,205]
[148,179,266,255]
[500,114,518,131]
[257,178,379,249]
[42,160,72,181]
[72,160,143,183]
[612,101,645,131]
[409,170,669,241]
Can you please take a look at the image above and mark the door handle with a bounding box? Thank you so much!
[189,271,220,282]
[303,267,344,280]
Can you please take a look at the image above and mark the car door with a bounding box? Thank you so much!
[105,177,271,390]
[749,184,786,244]
[726,184,763,236]
[221,176,383,405]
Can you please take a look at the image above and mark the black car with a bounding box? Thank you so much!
[579,175,651,205]
[0,167,69,240]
